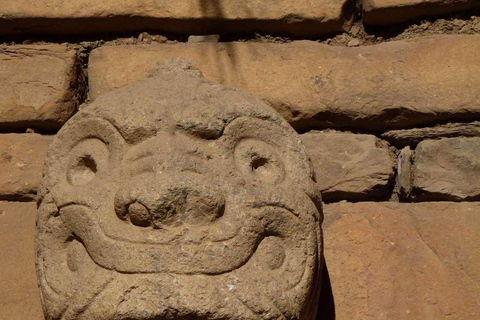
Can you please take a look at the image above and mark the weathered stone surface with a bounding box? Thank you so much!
[364,0,480,25]
[0,134,53,201]
[89,35,480,131]
[324,202,480,319]
[301,131,395,201]
[188,35,220,43]
[0,0,353,37]
[383,121,480,148]
[410,137,480,201]
[0,45,82,130]
[36,60,324,320]
[0,202,44,320]
[396,146,413,199]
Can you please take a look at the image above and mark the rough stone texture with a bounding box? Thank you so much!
[396,146,413,199]
[382,121,480,148]
[188,35,220,43]
[36,60,324,320]
[363,0,480,25]
[410,137,480,201]
[0,202,45,320]
[89,35,480,131]
[0,45,82,130]
[301,131,395,202]
[0,134,53,201]
[0,0,353,37]
[324,202,480,319]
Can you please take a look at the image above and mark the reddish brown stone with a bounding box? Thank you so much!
[0,202,44,320]
[324,202,480,319]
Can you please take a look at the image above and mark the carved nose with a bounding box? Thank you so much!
[115,172,225,228]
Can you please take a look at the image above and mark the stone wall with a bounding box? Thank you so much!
[1,1,480,319]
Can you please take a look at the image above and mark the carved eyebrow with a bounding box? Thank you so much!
[176,113,282,141]
[175,122,225,140]
[126,150,155,163]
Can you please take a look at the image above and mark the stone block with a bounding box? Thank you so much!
[0,45,82,130]
[301,131,395,201]
[188,35,220,43]
[364,0,480,25]
[0,0,353,37]
[324,202,480,319]
[0,201,44,320]
[411,137,480,201]
[89,35,480,131]
[396,146,413,199]
[382,121,480,148]
[0,134,53,201]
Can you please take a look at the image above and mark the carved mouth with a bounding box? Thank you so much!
[57,201,307,277]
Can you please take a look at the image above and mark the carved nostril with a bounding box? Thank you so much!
[127,202,151,227]
[115,173,225,229]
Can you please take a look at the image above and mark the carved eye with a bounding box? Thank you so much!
[66,139,110,186]
[234,139,285,184]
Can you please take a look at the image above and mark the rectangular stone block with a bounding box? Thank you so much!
[0,0,353,37]
[0,45,82,130]
[89,35,480,131]
[364,0,480,25]
[382,121,480,148]
[0,134,53,201]
[408,137,480,201]
[0,202,44,320]
[301,131,395,201]
[324,202,480,319]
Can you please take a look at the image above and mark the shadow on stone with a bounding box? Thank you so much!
[317,256,335,320]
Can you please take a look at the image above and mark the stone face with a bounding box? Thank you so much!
[0,45,82,130]
[364,0,480,25]
[0,202,44,320]
[382,121,480,148]
[0,134,53,201]
[301,131,395,201]
[324,202,480,320]
[89,35,480,131]
[36,60,324,320]
[411,137,480,201]
[0,0,353,37]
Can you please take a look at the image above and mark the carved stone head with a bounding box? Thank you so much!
[36,60,323,320]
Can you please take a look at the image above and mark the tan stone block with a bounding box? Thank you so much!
[0,45,82,130]
[89,35,480,131]
[364,0,480,25]
[301,131,395,201]
[0,0,353,37]
[324,202,480,319]
[0,134,53,200]
[382,121,480,148]
[411,137,480,201]
[0,201,44,320]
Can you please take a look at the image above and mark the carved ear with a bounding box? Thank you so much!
[39,117,126,201]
